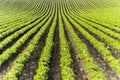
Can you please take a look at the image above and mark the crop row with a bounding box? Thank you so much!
[34,3,56,79]
[63,0,120,77]
[4,4,54,80]
[60,1,106,79]
[1,0,120,80]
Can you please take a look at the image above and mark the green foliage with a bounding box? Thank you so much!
[59,12,75,80]
[63,3,120,77]
[61,5,106,80]
[3,5,53,80]
[34,8,57,80]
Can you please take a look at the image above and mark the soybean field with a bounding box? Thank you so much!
[0,0,120,80]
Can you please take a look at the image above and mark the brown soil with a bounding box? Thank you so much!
[63,20,85,80]
[48,19,61,80]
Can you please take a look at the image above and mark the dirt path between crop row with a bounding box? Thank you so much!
[48,18,61,80]
[64,22,85,80]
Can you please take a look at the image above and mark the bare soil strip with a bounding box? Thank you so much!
[48,20,61,80]
[64,24,85,80]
